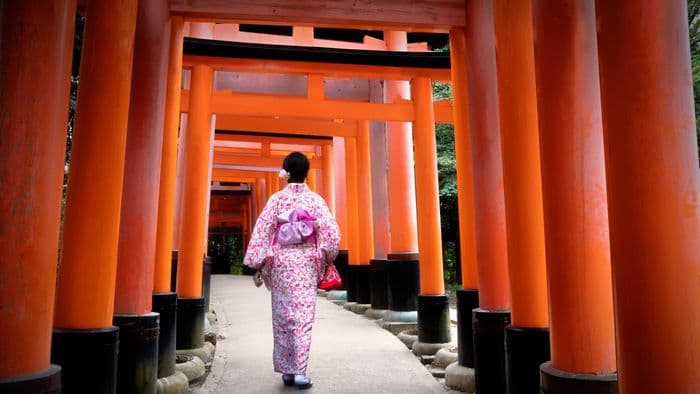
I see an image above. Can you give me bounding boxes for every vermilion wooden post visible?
[532,2,618,393]
[113,1,170,391]
[343,136,361,305]
[445,28,481,387]
[596,1,700,392]
[322,144,336,213]
[492,2,551,392]
[384,31,419,255]
[411,77,452,353]
[383,31,421,326]
[52,0,137,392]
[308,168,318,193]
[459,1,512,392]
[356,120,375,265]
[152,15,185,382]
[176,64,214,351]
[333,137,349,250]
[448,29,479,291]
[353,120,375,309]
[0,2,75,391]
[154,16,184,295]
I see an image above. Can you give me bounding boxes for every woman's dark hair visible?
[282,152,310,183]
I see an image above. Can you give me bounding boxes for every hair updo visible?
[282,152,310,183]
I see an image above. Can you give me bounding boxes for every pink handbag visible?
[319,264,343,290]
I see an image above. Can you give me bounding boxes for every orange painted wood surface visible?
[448,29,478,290]
[356,121,375,264]
[115,0,171,315]
[412,77,445,295]
[181,89,453,123]
[177,65,214,298]
[0,0,76,376]
[344,137,361,265]
[493,0,549,328]
[154,17,185,294]
[596,1,700,392]
[463,0,510,311]
[170,0,465,31]
[55,0,138,328]
[322,144,336,213]
[532,0,616,374]
[183,55,452,82]
[385,32,419,254]
[333,138,349,250]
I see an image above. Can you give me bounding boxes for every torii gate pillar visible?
[0,2,75,392]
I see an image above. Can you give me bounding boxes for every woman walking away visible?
[243,152,341,389]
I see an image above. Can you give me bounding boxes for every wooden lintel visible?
[170,0,465,31]
[214,152,323,169]
[216,132,334,146]
[182,90,454,124]
[182,55,452,81]
[215,114,355,137]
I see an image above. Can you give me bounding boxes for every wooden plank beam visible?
[182,55,452,81]
[170,0,465,31]
[216,132,333,146]
[213,152,323,168]
[215,114,356,137]
[182,90,454,123]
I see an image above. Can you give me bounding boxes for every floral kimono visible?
[243,183,340,374]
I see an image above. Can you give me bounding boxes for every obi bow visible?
[275,208,317,246]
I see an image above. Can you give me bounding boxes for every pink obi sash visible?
[275,208,317,246]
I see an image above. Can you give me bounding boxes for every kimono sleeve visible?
[243,193,278,270]
[312,195,341,265]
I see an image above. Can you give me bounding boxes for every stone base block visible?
[426,365,446,378]
[176,343,214,365]
[327,290,347,301]
[397,329,418,349]
[156,371,189,394]
[350,303,371,315]
[445,362,476,393]
[380,320,418,336]
[434,346,459,368]
[412,340,453,356]
[383,310,418,323]
[343,302,357,311]
[317,289,329,297]
[364,308,387,320]
[540,361,618,394]
[175,355,205,383]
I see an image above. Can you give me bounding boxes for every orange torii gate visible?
[1,2,698,394]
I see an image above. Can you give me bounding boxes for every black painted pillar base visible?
[202,256,212,312]
[176,297,205,349]
[0,365,62,394]
[456,288,479,367]
[345,265,358,303]
[355,265,371,305]
[113,312,159,394]
[386,253,420,313]
[505,326,551,394]
[540,361,618,394]
[153,292,177,378]
[51,326,119,393]
[369,259,389,310]
[417,294,451,343]
[335,250,349,290]
[473,309,511,394]
[170,250,178,292]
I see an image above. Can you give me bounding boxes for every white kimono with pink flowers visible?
[243,183,340,374]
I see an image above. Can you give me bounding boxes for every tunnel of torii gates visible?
[1,1,699,394]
